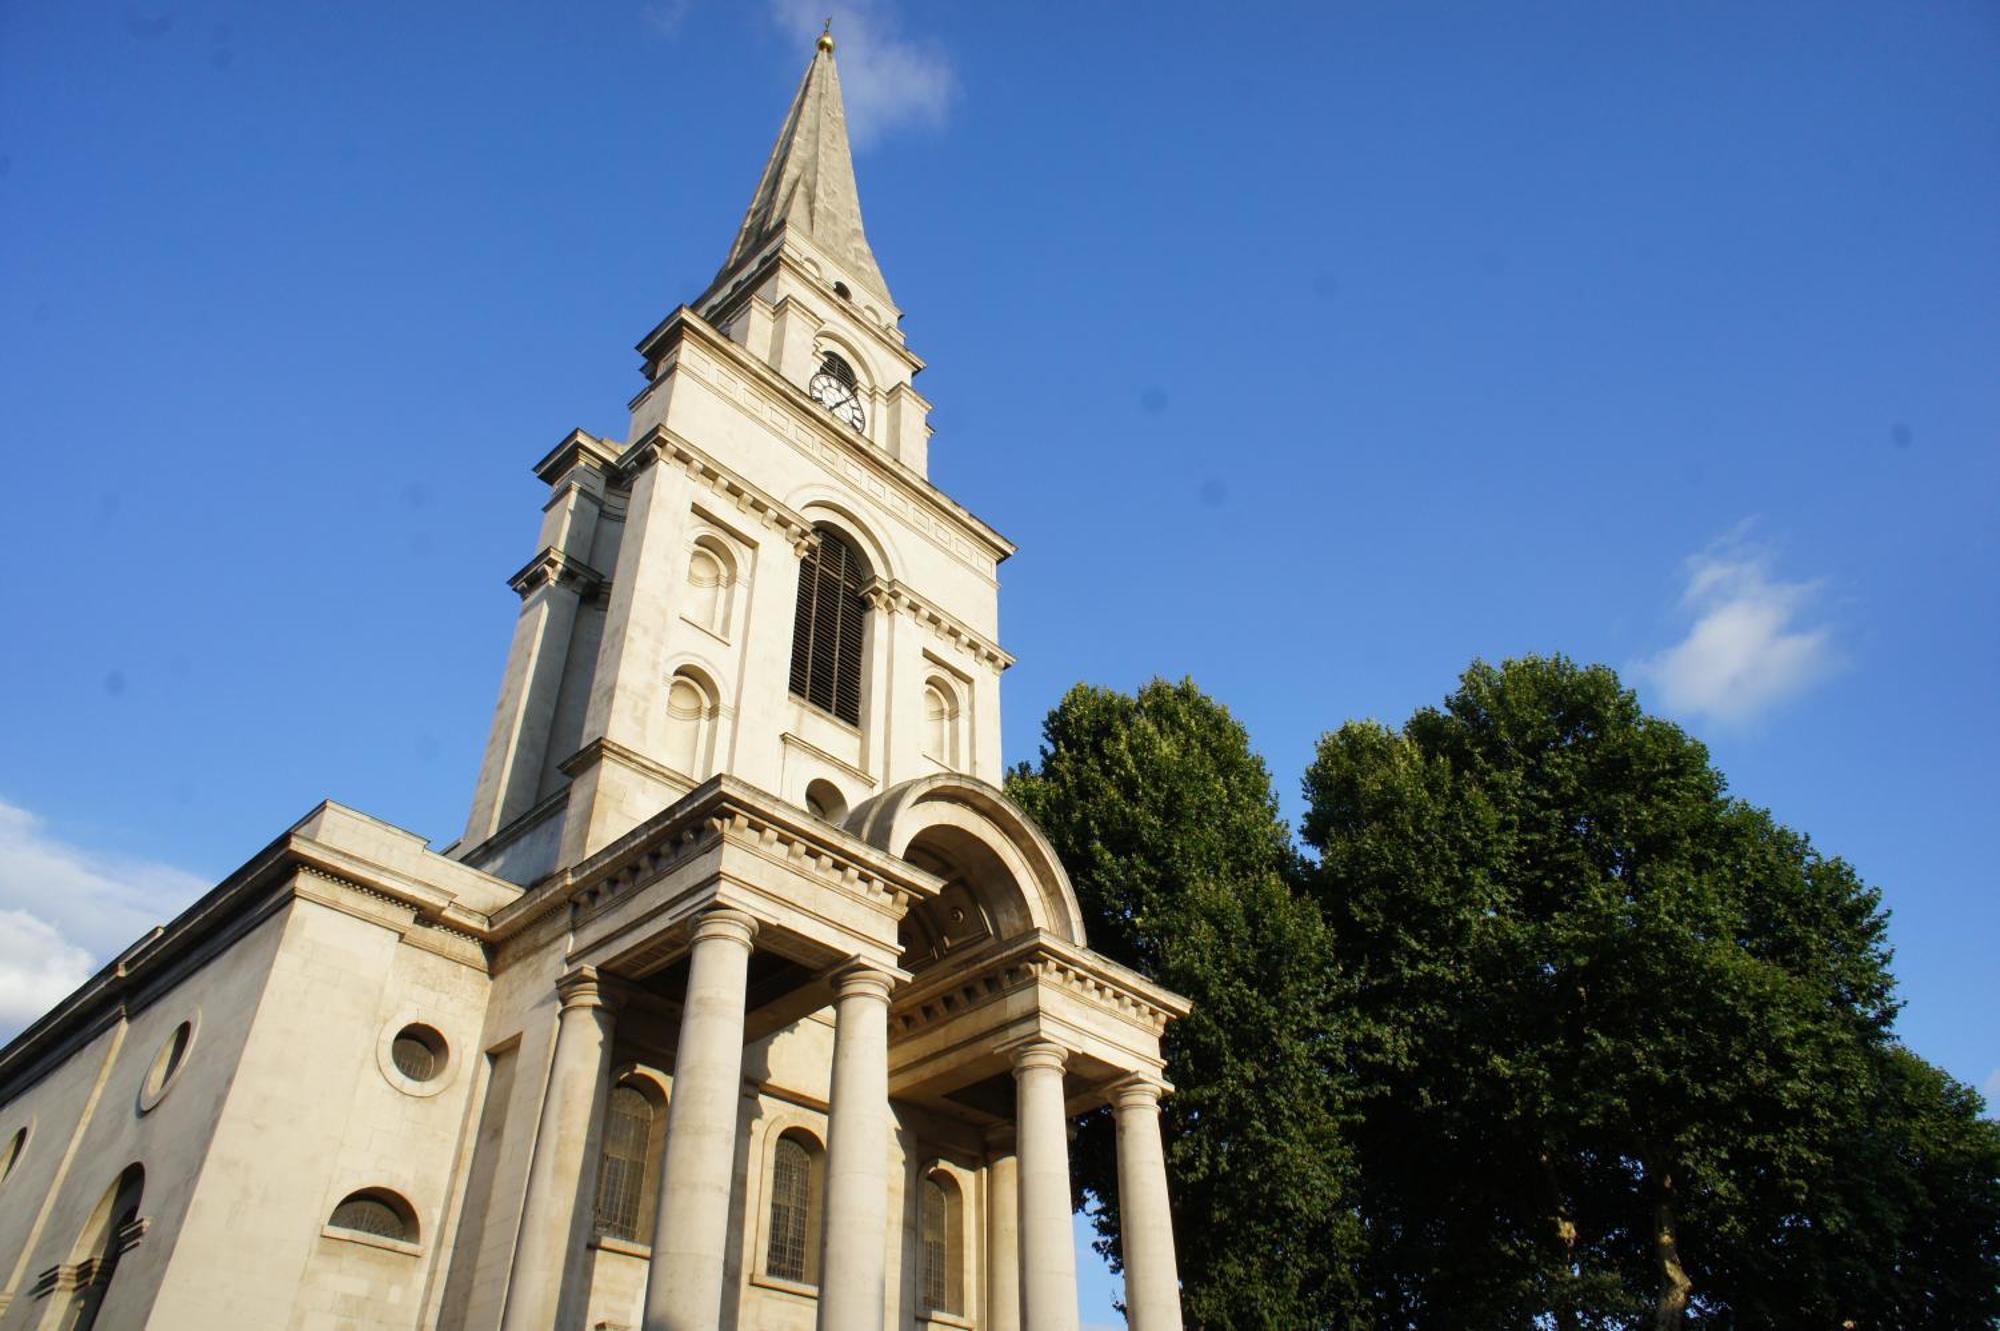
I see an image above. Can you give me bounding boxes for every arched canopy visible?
[848,775,1086,955]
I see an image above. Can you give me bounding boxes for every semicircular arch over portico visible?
[847,775,1087,962]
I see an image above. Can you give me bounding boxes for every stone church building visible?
[0,34,1188,1331]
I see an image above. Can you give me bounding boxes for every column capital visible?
[1008,1039,1069,1079]
[556,965,616,1012]
[830,961,897,1002]
[1107,1074,1168,1111]
[689,906,759,950]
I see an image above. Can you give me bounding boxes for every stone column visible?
[643,909,758,1331]
[983,1131,1021,1331]
[1011,1041,1079,1331]
[499,967,615,1331]
[815,964,895,1331]
[1111,1078,1182,1331]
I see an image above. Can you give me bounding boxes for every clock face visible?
[808,370,866,431]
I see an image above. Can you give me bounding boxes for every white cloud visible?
[767,0,955,146]
[0,911,96,1031]
[1984,1068,2000,1116]
[0,799,209,1038]
[1637,536,1837,725]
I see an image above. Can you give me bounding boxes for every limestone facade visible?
[0,33,1189,1331]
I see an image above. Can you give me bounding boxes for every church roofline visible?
[0,802,518,1102]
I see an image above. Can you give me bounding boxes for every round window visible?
[139,1017,197,1112]
[0,1125,26,1187]
[391,1025,446,1083]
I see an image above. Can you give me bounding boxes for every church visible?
[0,32,1188,1331]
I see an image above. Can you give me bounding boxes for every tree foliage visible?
[1300,656,2000,1329]
[1008,679,1365,1329]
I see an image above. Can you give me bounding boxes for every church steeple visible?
[716,29,892,306]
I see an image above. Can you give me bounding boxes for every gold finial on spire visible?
[818,18,834,53]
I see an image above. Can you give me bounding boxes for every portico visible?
[487,775,1186,1330]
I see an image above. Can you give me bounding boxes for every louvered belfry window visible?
[789,529,868,725]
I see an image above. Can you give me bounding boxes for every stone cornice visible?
[0,809,512,1097]
[636,312,1015,572]
[891,930,1191,1041]
[490,774,945,943]
[533,428,623,484]
[865,577,1014,672]
[620,425,815,553]
[507,546,608,599]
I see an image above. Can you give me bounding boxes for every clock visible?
[808,353,866,431]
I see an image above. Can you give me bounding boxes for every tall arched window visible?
[919,1171,964,1315]
[592,1083,659,1243]
[764,1131,822,1284]
[65,1163,146,1331]
[789,529,868,725]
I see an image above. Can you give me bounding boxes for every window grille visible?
[593,1086,653,1242]
[920,1176,951,1310]
[391,1034,436,1082]
[916,1175,964,1303]
[329,1194,408,1242]
[788,530,867,725]
[766,1137,812,1282]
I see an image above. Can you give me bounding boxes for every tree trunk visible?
[1650,1170,1693,1330]
[1539,1151,1580,1331]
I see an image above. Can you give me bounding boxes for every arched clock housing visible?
[807,350,866,431]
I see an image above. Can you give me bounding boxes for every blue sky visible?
[3,2,1996,1321]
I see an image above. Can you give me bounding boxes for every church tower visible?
[460,29,1013,886]
[0,34,1189,1331]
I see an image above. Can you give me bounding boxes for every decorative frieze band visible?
[669,331,1010,579]
[863,578,1014,672]
[892,939,1178,1038]
[621,425,816,551]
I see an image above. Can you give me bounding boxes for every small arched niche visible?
[664,669,719,779]
[921,677,960,769]
[684,535,736,638]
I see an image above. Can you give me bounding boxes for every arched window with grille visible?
[789,529,868,725]
[919,1170,964,1315]
[592,1082,663,1244]
[763,1130,823,1285]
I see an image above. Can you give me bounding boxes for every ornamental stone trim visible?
[620,425,816,551]
[507,547,607,600]
[863,578,1014,672]
[667,326,1009,579]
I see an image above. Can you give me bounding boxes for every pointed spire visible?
[717,31,892,304]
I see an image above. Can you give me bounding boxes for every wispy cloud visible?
[767,0,955,146]
[1636,533,1837,725]
[1983,1069,1999,1117]
[0,799,208,1035]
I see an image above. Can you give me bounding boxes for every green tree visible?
[1009,679,1365,1329]
[1301,655,2000,1329]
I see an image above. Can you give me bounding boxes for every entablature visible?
[619,424,815,553]
[630,312,1014,576]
